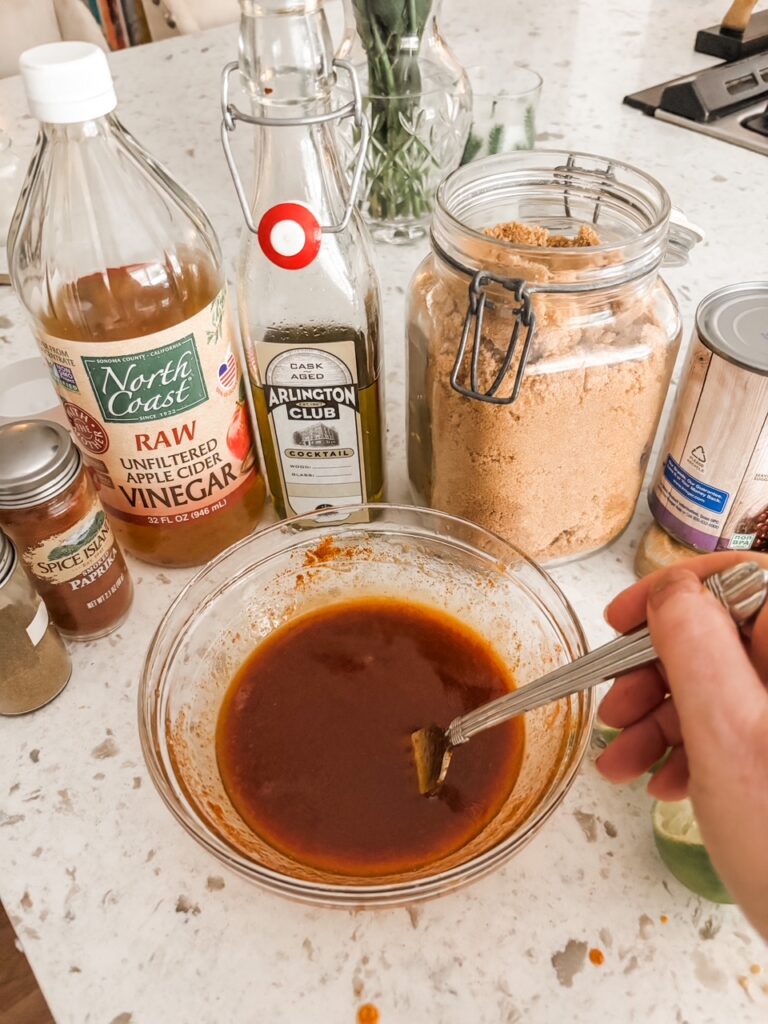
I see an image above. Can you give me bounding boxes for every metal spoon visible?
[411,561,768,797]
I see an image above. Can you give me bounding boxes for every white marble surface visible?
[1,2,767,1022]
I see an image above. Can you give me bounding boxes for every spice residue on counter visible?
[357,1005,380,1024]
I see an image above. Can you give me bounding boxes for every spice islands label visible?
[38,289,257,527]
[22,499,118,587]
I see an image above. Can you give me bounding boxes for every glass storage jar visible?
[335,0,472,243]
[0,530,71,715]
[407,151,693,562]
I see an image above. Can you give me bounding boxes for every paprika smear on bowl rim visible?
[216,597,525,876]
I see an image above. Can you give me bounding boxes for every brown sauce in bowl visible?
[216,597,525,876]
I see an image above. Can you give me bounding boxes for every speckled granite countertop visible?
[1,2,766,1021]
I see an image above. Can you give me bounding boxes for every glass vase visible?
[336,0,471,244]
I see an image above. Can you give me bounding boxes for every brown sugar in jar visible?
[0,420,132,639]
[406,152,689,562]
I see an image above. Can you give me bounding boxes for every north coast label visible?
[39,290,256,528]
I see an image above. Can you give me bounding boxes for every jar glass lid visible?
[0,420,81,509]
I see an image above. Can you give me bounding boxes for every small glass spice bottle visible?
[0,421,133,639]
[0,530,71,715]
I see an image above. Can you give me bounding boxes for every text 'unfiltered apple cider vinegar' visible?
[221,0,385,521]
[10,43,265,567]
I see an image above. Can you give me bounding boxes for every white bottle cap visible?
[19,42,117,124]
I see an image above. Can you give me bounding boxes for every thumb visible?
[646,568,766,775]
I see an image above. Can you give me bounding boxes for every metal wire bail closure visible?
[554,153,616,225]
[450,271,537,405]
[220,57,369,237]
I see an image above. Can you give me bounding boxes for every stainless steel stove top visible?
[625,52,768,156]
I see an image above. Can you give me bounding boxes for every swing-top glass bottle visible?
[222,0,385,521]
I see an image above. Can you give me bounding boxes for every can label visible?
[253,341,367,518]
[38,289,257,528]
[650,334,768,551]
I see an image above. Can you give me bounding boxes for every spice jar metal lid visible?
[0,420,81,509]
[696,282,768,375]
[0,529,15,586]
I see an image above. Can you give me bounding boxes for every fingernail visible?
[648,568,703,611]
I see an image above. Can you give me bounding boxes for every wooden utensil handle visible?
[722,0,758,34]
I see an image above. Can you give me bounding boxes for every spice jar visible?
[0,421,133,639]
[407,151,698,562]
[0,530,71,715]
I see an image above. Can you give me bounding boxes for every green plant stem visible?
[367,14,397,96]
[407,0,418,35]
[354,0,438,224]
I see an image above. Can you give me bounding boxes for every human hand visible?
[596,552,768,940]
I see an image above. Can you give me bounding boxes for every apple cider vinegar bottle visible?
[10,42,265,567]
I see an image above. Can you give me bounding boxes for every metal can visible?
[649,282,768,552]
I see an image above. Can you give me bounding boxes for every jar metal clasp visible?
[451,271,537,406]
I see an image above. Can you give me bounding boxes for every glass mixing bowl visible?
[139,504,594,907]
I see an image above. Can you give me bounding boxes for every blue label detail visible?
[663,455,729,514]
[52,363,78,392]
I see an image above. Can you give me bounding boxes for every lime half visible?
[592,717,668,774]
[652,799,733,904]
[591,717,621,751]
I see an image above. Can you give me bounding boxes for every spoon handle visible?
[447,561,768,747]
